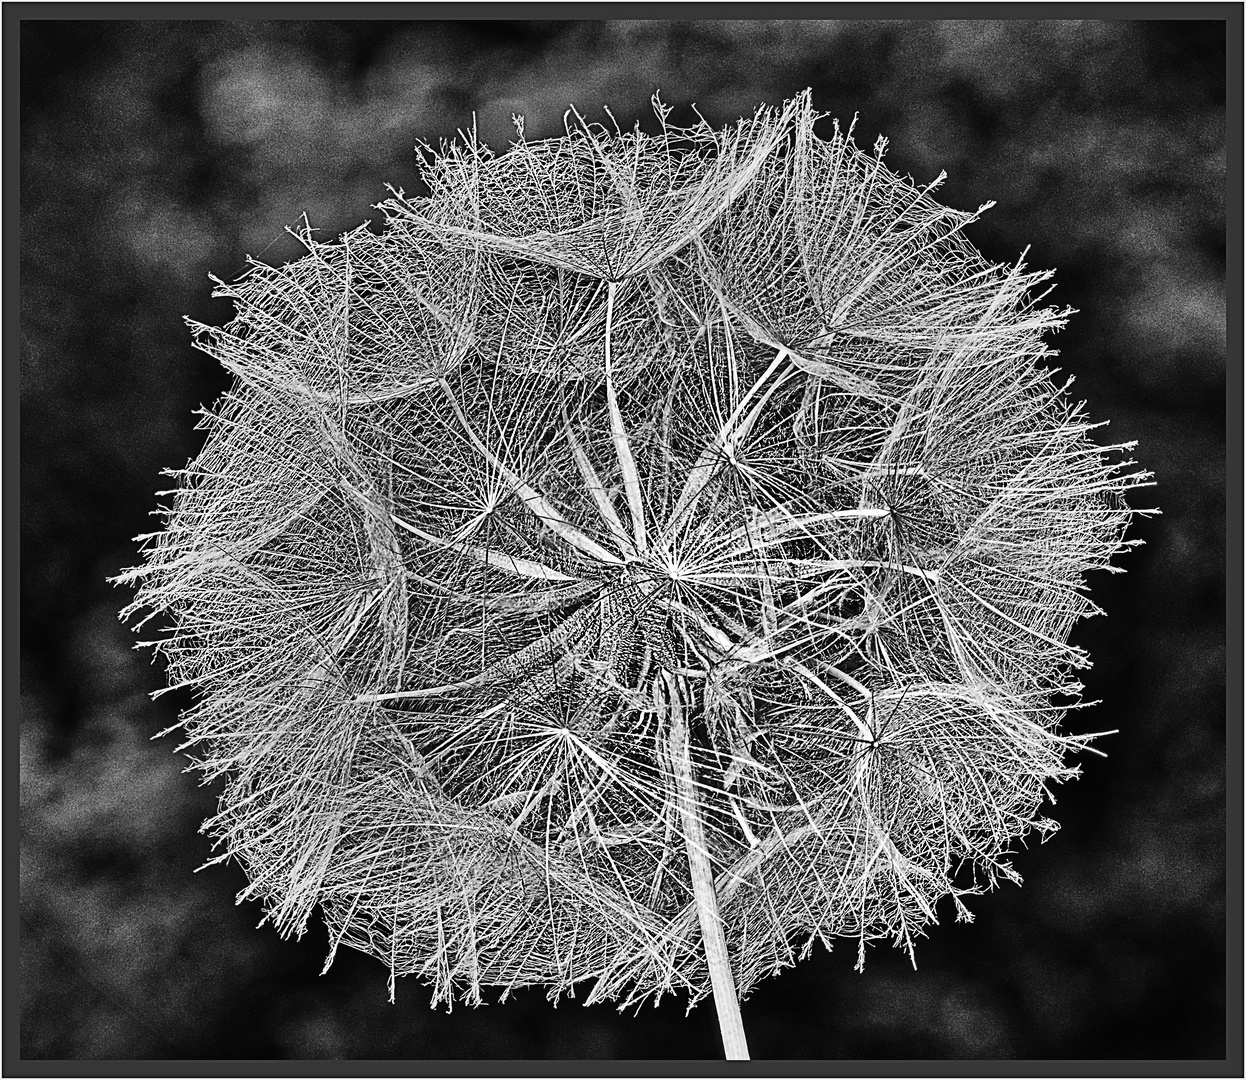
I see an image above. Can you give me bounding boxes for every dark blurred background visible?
[19,18,1227,1062]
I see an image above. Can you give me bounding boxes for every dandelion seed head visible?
[117,91,1152,1014]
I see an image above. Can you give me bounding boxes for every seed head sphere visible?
[120,93,1150,1013]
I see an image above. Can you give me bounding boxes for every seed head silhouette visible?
[117,92,1152,1059]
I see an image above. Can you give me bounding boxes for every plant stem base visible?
[664,672,750,1061]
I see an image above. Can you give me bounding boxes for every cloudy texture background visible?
[20,19,1227,1061]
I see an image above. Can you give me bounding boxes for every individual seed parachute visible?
[117,91,1151,1043]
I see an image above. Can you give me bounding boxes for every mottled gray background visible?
[20,19,1226,1061]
